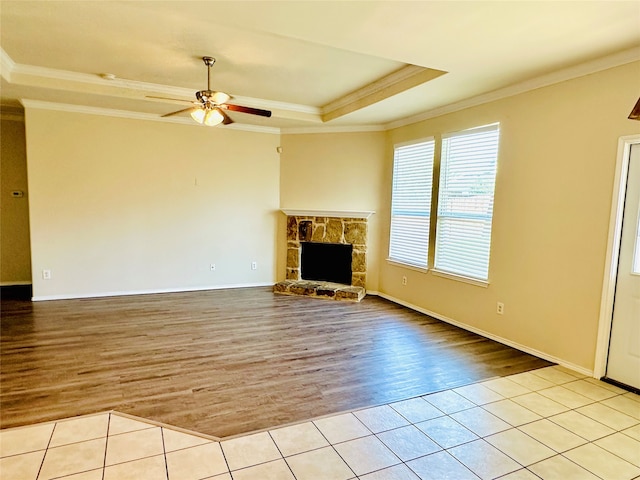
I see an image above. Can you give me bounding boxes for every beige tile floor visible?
[1,365,639,480]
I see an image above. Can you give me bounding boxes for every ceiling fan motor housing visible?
[196,90,231,106]
[196,90,214,104]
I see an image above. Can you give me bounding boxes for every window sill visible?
[431,269,489,288]
[386,258,429,274]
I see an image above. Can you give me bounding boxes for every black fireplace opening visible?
[301,242,353,285]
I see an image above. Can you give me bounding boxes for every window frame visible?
[387,123,500,287]
[387,137,436,270]
[433,123,500,284]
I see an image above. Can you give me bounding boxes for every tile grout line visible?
[34,420,57,480]
[384,397,454,476]
[474,380,639,480]
[482,384,638,478]
[266,429,298,480]
[160,427,169,480]
[327,405,478,479]
[562,439,638,479]
[346,388,519,478]
[486,382,637,477]
[531,443,602,479]
[357,371,638,480]
[218,435,233,479]
[312,413,365,479]
[101,412,111,480]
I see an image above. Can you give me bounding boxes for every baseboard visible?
[373,291,593,377]
[31,282,274,301]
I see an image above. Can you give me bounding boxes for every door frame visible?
[594,133,640,379]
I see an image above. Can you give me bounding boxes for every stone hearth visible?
[274,280,365,302]
[274,210,373,302]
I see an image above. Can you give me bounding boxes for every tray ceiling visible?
[1,1,639,131]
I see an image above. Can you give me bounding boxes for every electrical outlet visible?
[42,269,52,280]
[402,276,407,286]
[210,264,216,271]
[251,261,257,270]
[497,302,504,315]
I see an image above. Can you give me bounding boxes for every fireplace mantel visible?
[280,209,375,219]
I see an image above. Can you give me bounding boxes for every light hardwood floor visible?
[0,287,550,438]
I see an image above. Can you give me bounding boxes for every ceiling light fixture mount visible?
[149,56,271,126]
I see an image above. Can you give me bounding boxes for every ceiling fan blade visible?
[161,107,198,118]
[225,104,272,118]
[146,95,193,104]
[218,108,234,125]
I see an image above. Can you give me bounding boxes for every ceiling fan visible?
[149,56,271,126]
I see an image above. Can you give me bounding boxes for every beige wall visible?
[25,110,280,299]
[14,61,640,370]
[1,118,32,284]
[279,131,387,291]
[380,61,640,371]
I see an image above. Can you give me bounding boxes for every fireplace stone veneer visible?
[274,212,372,301]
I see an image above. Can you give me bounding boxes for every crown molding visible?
[386,46,640,130]
[14,63,315,113]
[14,63,196,98]
[20,99,281,134]
[0,48,16,82]
[7,46,639,134]
[321,65,446,122]
[3,48,319,119]
[281,124,385,135]
[322,65,425,113]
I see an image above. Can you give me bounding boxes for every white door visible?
[607,143,640,389]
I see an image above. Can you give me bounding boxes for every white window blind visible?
[389,139,435,268]
[435,123,500,281]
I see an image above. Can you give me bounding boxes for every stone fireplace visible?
[274,209,374,301]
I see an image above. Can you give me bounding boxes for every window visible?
[388,139,435,268]
[388,123,500,284]
[435,123,500,281]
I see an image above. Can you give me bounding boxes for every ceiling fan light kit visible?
[191,107,224,126]
[152,56,272,127]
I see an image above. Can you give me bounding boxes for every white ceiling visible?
[1,1,639,132]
